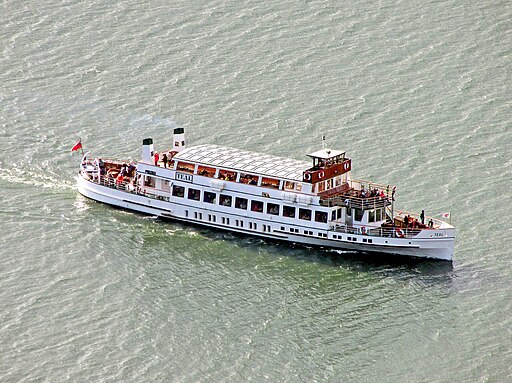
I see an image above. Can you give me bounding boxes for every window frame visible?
[235,197,248,210]
[315,211,328,223]
[251,200,264,213]
[172,185,185,197]
[299,208,312,221]
[203,191,217,204]
[266,202,280,215]
[187,188,200,201]
[283,205,296,218]
[219,194,232,207]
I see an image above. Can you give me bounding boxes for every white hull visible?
[77,175,455,261]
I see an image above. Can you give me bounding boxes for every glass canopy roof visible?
[174,144,310,181]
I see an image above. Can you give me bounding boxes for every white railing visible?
[81,171,168,201]
[331,224,422,239]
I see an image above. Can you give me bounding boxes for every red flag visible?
[71,140,82,152]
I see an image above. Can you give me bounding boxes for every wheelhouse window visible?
[219,194,232,207]
[197,165,216,178]
[172,185,185,197]
[204,191,216,204]
[354,208,364,222]
[188,188,200,201]
[267,203,280,215]
[176,161,195,173]
[261,177,280,189]
[235,197,248,209]
[218,169,237,181]
[369,209,375,222]
[315,211,328,223]
[375,208,381,222]
[299,208,311,221]
[251,200,264,213]
[283,205,296,218]
[240,173,258,185]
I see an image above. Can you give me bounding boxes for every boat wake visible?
[0,160,75,192]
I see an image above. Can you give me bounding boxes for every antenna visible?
[322,134,326,150]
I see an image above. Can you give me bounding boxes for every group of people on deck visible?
[360,186,386,199]
[403,210,434,229]
[86,158,136,186]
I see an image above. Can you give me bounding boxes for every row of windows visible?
[346,208,386,223]
[172,185,329,223]
[332,234,373,243]
[186,209,268,233]
[176,162,302,191]
[187,208,375,243]
[283,227,328,238]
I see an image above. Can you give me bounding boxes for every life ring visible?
[343,162,349,171]
[304,172,311,181]
[396,229,405,238]
[318,171,325,178]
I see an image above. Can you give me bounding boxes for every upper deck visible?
[174,144,310,182]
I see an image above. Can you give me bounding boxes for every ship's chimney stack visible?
[173,128,186,152]
[142,138,154,164]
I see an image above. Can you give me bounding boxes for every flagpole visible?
[79,137,84,156]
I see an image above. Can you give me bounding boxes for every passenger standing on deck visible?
[420,210,425,225]
[154,152,159,166]
[162,153,168,168]
[128,162,136,177]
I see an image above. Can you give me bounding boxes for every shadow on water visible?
[153,216,455,282]
[83,197,455,285]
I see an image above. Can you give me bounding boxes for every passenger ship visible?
[76,128,455,261]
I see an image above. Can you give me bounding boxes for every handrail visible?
[80,171,441,238]
[331,224,423,239]
[81,171,169,200]
[391,208,447,226]
[349,178,395,191]
[321,192,391,210]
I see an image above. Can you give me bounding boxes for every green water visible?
[1,0,511,381]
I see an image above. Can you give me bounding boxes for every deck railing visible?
[319,178,394,210]
[390,208,447,227]
[320,193,391,210]
[331,224,422,239]
[81,171,168,201]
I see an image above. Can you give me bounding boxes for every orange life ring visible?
[343,162,349,171]
[396,229,405,238]
[318,170,325,178]
[304,172,311,181]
